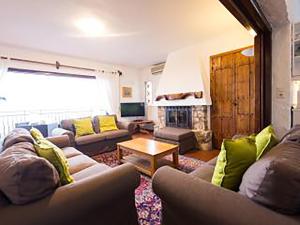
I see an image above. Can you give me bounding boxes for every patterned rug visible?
[92,150,204,225]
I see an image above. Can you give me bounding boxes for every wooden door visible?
[210,47,258,149]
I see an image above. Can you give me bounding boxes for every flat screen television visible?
[120,102,145,117]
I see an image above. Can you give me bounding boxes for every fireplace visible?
[165,106,192,129]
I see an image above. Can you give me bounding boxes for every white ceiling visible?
[0,0,247,67]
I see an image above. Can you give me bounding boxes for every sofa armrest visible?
[46,135,71,148]
[117,121,137,134]
[152,166,298,225]
[0,164,140,225]
[52,128,75,146]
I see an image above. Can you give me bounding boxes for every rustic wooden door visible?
[210,47,258,149]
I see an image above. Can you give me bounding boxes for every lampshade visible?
[241,48,254,57]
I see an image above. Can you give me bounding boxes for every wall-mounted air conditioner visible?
[151,62,165,75]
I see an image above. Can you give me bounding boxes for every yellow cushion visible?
[34,139,74,185]
[30,127,44,141]
[99,115,118,132]
[73,117,95,137]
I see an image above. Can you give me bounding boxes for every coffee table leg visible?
[173,148,179,168]
[117,145,123,164]
[150,157,158,176]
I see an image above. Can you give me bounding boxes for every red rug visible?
[92,150,204,225]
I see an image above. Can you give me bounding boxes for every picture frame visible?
[122,86,132,98]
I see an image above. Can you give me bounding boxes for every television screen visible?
[121,102,145,117]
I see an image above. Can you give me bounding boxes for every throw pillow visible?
[239,141,300,214]
[256,125,278,159]
[73,117,95,137]
[30,127,44,141]
[2,128,34,150]
[98,115,118,132]
[0,147,60,205]
[211,137,257,191]
[34,139,74,185]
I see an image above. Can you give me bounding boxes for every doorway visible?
[210,46,258,149]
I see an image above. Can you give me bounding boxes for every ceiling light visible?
[75,17,106,37]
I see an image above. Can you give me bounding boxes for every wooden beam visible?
[219,0,272,129]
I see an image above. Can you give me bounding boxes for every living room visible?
[0,1,300,225]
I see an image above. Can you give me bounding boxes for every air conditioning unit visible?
[151,62,165,75]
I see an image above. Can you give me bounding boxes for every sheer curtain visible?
[95,71,120,115]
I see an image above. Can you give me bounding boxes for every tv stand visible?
[133,119,144,122]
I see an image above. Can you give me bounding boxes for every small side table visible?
[132,120,155,134]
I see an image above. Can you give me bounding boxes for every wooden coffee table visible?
[117,138,179,176]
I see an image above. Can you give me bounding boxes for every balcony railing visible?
[0,108,106,139]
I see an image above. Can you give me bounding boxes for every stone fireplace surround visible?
[157,105,208,130]
[157,105,212,150]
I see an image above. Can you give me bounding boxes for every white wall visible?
[140,27,254,123]
[272,25,292,137]
[0,44,142,114]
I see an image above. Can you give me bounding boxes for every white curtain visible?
[95,71,120,115]
[0,58,9,98]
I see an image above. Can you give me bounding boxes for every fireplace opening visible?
[165,106,192,129]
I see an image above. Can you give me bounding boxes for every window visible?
[0,70,106,112]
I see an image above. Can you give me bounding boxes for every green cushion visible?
[34,139,73,185]
[211,137,257,191]
[30,128,44,141]
[255,125,278,160]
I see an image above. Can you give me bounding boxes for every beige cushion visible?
[102,129,130,140]
[75,133,107,145]
[72,164,111,181]
[0,148,60,205]
[62,147,82,158]
[68,155,97,174]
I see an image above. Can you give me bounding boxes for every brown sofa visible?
[152,127,300,225]
[0,133,140,225]
[53,115,136,156]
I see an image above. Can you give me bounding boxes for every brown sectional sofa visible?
[53,115,136,156]
[153,127,300,225]
[0,133,140,225]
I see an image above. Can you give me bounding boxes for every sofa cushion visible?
[0,148,60,205]
[67,155,97,174]
[102,129,130,140]
[190,164,215,182]
[154,127,194,141]
[255,125,278,159]
[30,127,44,141]
[98,115,118,132]
[211,137,257,191]
[93,115,118,133]
[75,133,107,145]
[34,139,74,185]
[73,117,95,137]
[239,141,300,214]
[72,164,111,181]
[62,147,82,158]
[2,128,34,150]
[3,142,36,156]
